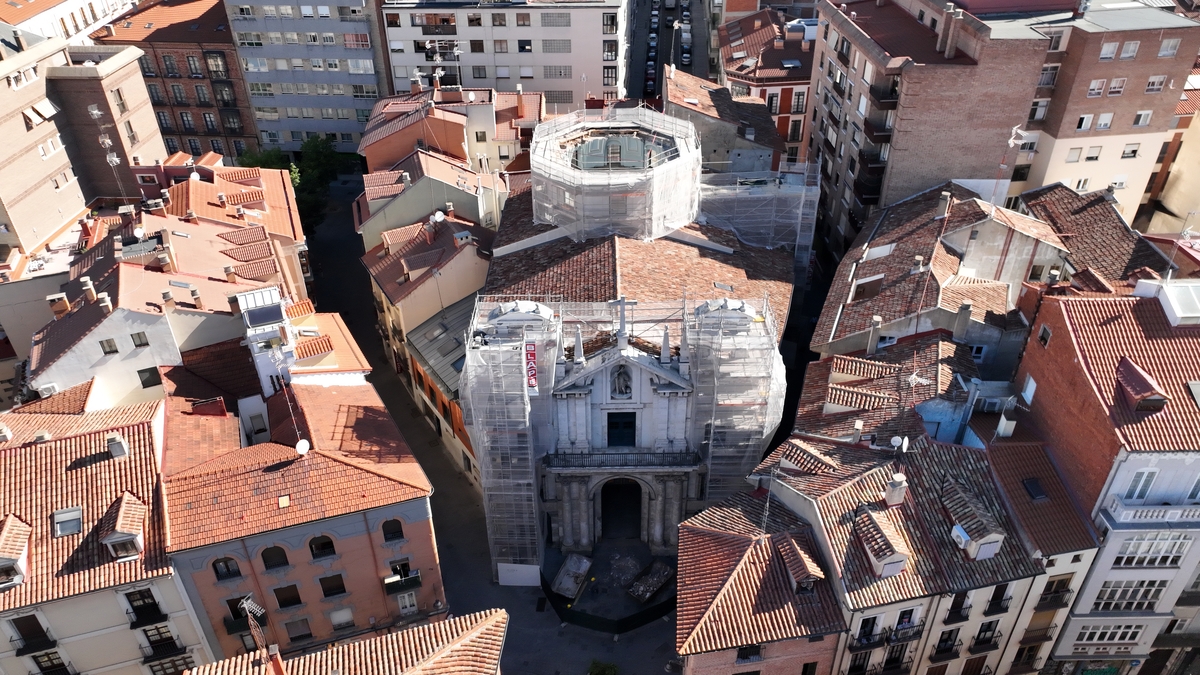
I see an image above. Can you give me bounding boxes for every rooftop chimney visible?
[13,30,27,52]
[996,413,1016,438]
[113,235,124,260]
[157,252,174,273]
[162,290,175,309]
[0,425,9,442]
[911,255,924,274]
[952,300,973,341]
[745,126,756,141]
[160,188,170,204]
[410,78,422,95]
[104,24,115,36]
[217,192,226,205]
[937,3,954,52]
[97,292,113,314]
[185,209,197,221]
[224,265,237,283]
[754,17,763,29]
[267,644,287,675]
[516,83,526,120]
[774,38,785,49]
[46,293,70,319]
[866,315,883,356]
[81,276,97,303]
[944,9,963,60]
[190,288,204,310]
[445,201,455,219]
[425,215,438,244]
[851,419,864,444]
[883,473,908,507]
[401,171,412,188]
[228,294,240,315]
[935,191,952,219]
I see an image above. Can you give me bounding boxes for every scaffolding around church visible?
[461,294,786,578]
[698,164,820,268]
[529,107,702,242]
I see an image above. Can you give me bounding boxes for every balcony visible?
[11,628,56,656]
[822,135,836,155]
[150,97,165,105]
[1153,633,1200,649]
[141,639,188,663]
[983,597,1012,616]
[1021,625,1056,644]
[858,148,887,173]
[35,667,77,675]
[222,611,266,635]
[127,606,169,629]
[853,174,882,206]
[969,631,1003,654]
[929,640,962,663]
[542,452,702,469]
[1178,591,1200,606]
[1035,589,1072,611]
[196,100,214,107]
[1106,495,1200,524]
[421,25,456,35]
[868,84,899,111]
[209,70,230,79]
[944,605,971,625]
[159,125,175,133]
[339,13,369,20]
[217,99,237,108]
[863,119,893,144]
[870,660,913,675]
[889,621,925,644]
[1010,657,1042,675]
[384,570,422,594]
[832,78,846,99]
[173,98,189,106]
[849,630,888,652]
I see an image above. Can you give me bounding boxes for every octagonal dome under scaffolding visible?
[530,107,702,242]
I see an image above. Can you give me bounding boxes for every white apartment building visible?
[0,0,134,45]
[378,0,630,110]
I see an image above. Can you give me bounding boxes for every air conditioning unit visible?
[981,398,1003,413]
[37,383,59,397]
[951,524,971,549]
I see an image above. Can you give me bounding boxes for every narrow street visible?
[306,178,679,675]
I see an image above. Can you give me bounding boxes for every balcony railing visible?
[223,611,266,635]
[1153,633,1200,649]
[929,640,962,663]
[831,78,846,99]
[1035,589,1072,611]
[863,119,893,144]
[217,99,237,108]
[141,639,188,663]
[849,630,888,652]
[1178,591,1200,607]
[11,628,56,656]
[969,631,1003,654]
[944,605,971,624]
[1011,657,1042,675]
[33,666,77,675]
[542,452,702,469]
[836,48,850,67]
[983,597,1012,616]
[127,605,169,629]
[868,84,899,110]
[889,621,925,644]
[1106,495,1200,524]
[822,135,836,155]
[869,659,914,675]
[209,70,230,79]
[858,147,887,172]
[853,174,882,205]
[384,570,422,594]
[1021,625,1056,644]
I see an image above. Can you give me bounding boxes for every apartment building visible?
[994,6,1200,220]
[1015,281,1200,675]
[808,0,1048,255]
[0,398,215,675]
[736,435,1090,675]
[0,0,133,45]
[227,0,389,154]
[93,0,258,158]
[1143,57,1200,234]
[716,9,812,168]
[359,85,543,173]
[663,67,784,172]
[378,0,630,110]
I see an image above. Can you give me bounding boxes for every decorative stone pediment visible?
[553,348,692,398]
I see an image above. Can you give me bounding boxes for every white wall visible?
[15,0,135,45]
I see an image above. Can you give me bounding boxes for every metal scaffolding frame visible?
[698,165,820,267]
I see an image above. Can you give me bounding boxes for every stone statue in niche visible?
[611,365,632,399]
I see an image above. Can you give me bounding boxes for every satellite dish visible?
[296,439,310,456]
[901,437,910,453]
[890,436,903,449]
[189,171,200,181]
[434,211,446,222]
[468,91,476,102]
[133,227,145,239]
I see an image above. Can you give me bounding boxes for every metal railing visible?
[384,570,422,594]
[868,84,899,110]
[10,627,56,656]
[929,640,962,663]
[141,638,188,663]
[870,659,914,675]
[542,452,701,469]
[969,631,1003,653]
[1035,589,1072,611]
[944,605,971,624]
[127,605,169,629]
[889,621,925,644]
[849,630,887,652]
[1011,657,1042,674]
[863,118,892,143]
[983,597,1012,616]
[223,611,266,635]
[1021,625,1056,644]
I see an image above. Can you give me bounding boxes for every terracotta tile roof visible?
[160,367,243,476]
[360,105,467,153]
[753,436,1044,610]
[294,335,334,360]
[0,401,170,611]
[12,380,94,414]
[485,182,794,332]
[794,332,977,440]
[363,213,495,305]
[939,276,1016,328]
[107,492,148,537]
[677,491,846,655]
[1177,89,1200,116]
[232,258,279,280]
[285,299,315,319]
[1054,295,1200,452]
[717,9,814,84]
[189,609,509,675]
[1070,268,1116,293]
[288,313,370,374]
[219,167,262,183]
[166,169,303,242]
[856,506,910,560]
[0,0,71,27]
[180,338,263,400]
[664,70,786,152]
[91,0,233,43]
[221,241,274,262]
[1021,184,1170,283]
[218,225,270,246]
[833,0,976,66]
[0,515,32,560]
[362,171,410,201]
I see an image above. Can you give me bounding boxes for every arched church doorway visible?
[601,478,641,540]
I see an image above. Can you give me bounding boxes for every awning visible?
[21,108,41,126]
[33,99,58,120]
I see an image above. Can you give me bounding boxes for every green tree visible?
[587,661,619,675]
[235,146,291,170]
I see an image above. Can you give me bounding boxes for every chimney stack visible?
[160,188,171,204]
[445,201,455,219]
[425,217,438,244]
[104,24,115,36]
[46,293,70,319]
[866,315,883,355]
[81,276,97,303]
[944,9,963,60]
[157,252,174,273]
[13,30,28,52]
[410,78,422,95]
[162,290,175,309]
[996,413,1016,438]
[217,192,226,205]
[224,265,237,283]
[745,126,756,141]
[190,288,204,310]
[774,38,785,49]
[185,209,197,221]
[516,83,526,120]
[1048,268,1061,284]
[97,292,113,314]
[401,171,411,188]
[911,255,924,274]
[953,300,973,341]
[113,235,124,260]
[935,191,952,219]
[883,473,908,506]
[267,644,287,675]
[936,3,955,52]
[851,419,864,444]
[228,294,240,315]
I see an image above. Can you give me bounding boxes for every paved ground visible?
[307,177,680,675]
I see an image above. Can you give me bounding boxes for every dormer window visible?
[1116,357,1169,414]
[852,275,884,302]
[942,479,1006,561]
[0,515,31,588]
[856,506,910,578]
[101,493,146,561]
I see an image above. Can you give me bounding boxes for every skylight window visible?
[245,304,284,327]
[1022,478,1048,502]
[53,507,83,537]
[863,243,896,262]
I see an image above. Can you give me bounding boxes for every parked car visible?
[652,0,660,8]
[646,61,656,74]
[647,47,658,61]
[648,33,658,47]
[650,16,659,31]
[681,10,690,22]
[681,50,691,65]
[651,9,659,17]
[645,81,657,95]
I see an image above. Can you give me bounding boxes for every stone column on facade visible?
[577,479,592,548]
[556,397,571,448]
[561,477,575,548]
[665,477,683,547]
[650,476,666,547]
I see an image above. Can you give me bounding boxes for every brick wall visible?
[684,633,839,675]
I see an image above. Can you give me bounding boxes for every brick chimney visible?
[952,300,973,341]
[410,77,422,95]
[224,265,237,283]
[190,288,204,310]
[97,292,113,314]
[228,294,240,315]
[162,290,175,309]
[267,645,287,675]
[13,30,28,52]
[424,216,438,244]
[445,201,455,219]
[46,293,70,319]
[944,9,964,60]
[517,84,525,120]
[935,191,952,219]
[81,276,97,303]
[866,315,883,356]
[104,24,115,36]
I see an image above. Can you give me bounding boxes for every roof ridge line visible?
[308,447,430,494]
[406,610,507,674]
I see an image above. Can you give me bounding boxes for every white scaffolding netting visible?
[698,165,820,255]
[529,107,702,242]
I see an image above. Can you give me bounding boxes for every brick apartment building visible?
[717,9,813,168]
[94,0,258,158]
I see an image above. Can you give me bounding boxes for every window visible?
[262,546,288,569]
[969,345,986,362]
[792,90,807,114]
[1044,28,1064,51]
[603,41,617,61]
[213,557,241,580]
[180,111,195,131]
[492,12,506,25]
[519,66,534,78]
[351,84,377,99]
[1114,532,1191,566]
[379,518,407,542]
[398,590,417,613]
[129,332,149,348]
[125,362,156,389]
[1160,38,1181,58]
[544,65,571,79]
[736,645,763,664]
[1077,625,1143,643]
[100,338,119,354]
[249,83,274,97]
[344,33,368,48]
[1075,178,1090,191]
[317,4,329,16]
[1120,41,1139,60]
[166,138,180,153]
[518,39,532,52]
[1038,64,1059,87]
[236,31,262,46]
[348,59,373,73]
[516,12,530,25]
[284,618,312,642]
[1029,99,1049,121]
[495,66,510,79]
[469,39,484,53]
[1146,76,1166,94]
[330,608,354,630]
[319,574,346,597]
[1035,324,1051,347]
[1125,469,1157,501]
[1077,114,1093,131]
[603,12,617,33]
[1109,78,1126,96]
[1085,146,1101,162]
[309,535,336,558]
[1097,113,1113,130]
[472,65,487,79]
[274,584,302,608]
[1088,79,1105,97]
[195,84,210,103]
[1066,147,1083,163]
[1134,110,1153,127]
[1013,165,1031,181]
[1022,374,1037,404]
[1100,42,1118,61]
[1122,143,1140,159]
[851,275,884,302]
